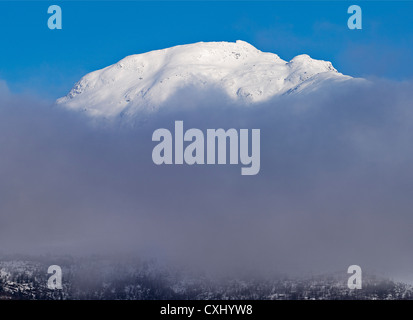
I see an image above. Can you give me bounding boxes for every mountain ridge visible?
[57,40,354,118]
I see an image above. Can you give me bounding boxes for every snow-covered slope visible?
[57,40,352,118]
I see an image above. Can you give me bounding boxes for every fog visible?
[1,78,413,280]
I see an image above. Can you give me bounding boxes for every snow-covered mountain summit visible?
[57,40,352,118]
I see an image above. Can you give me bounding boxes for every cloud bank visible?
[1,78,413,280]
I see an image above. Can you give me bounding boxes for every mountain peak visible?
[288,54,338,72]
[235,39,257,48]
[57,41,352,118]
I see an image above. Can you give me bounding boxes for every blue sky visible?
[0,1,412,98]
